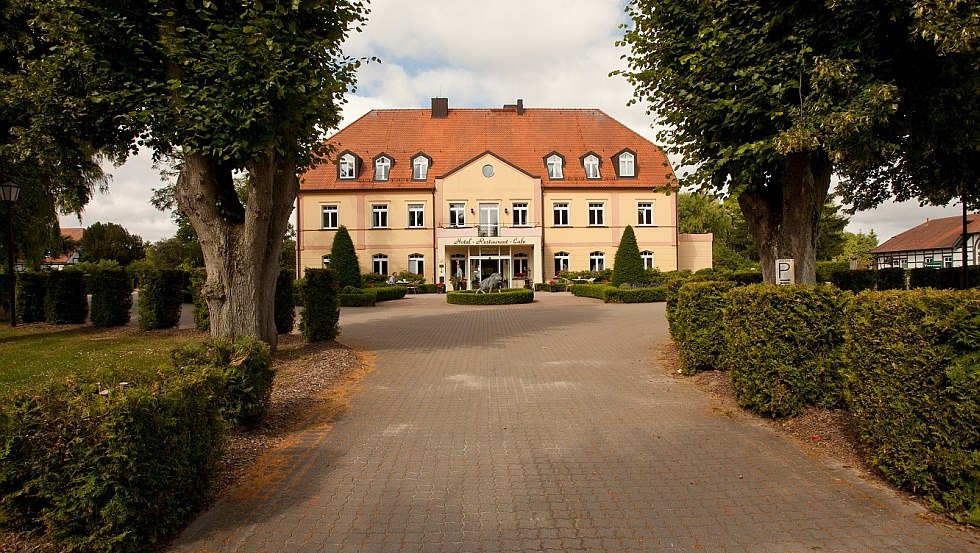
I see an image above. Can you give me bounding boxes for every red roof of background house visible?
[44,227,84,265]
[872,215,980,253]
[300,104,676,191]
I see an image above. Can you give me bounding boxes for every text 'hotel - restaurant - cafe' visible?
[296,98,712,289]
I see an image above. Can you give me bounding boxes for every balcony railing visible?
[478,224,499,237]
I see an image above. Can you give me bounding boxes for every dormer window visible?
[546,154,564,179]
[412,155,430,180]
[583,154,600,179]
[374,156,391,181]
[338,153,358,179]
[617,151,635,177]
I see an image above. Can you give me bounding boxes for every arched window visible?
[554,251,570,275]
[339,153,357,179]
[372,254,388,275]
[641,250,654,270]
[618,151,635,177]
[590,251,605,271]
[408,253,424,276]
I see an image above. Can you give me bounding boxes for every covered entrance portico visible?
[438,235,542,291]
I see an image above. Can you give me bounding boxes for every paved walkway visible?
[173,293,979,552]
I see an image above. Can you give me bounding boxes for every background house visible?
[872,214,979,269]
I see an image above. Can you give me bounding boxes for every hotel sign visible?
[452,237,528,246]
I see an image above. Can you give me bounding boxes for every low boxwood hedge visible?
[723,285,847,417]
[446,289,534,305]
[371,285,407,302]
[673,281,735,374]
[339,293,376,307]
[845,290,980,524]
[604,286,669,303]
[570,283,610,299]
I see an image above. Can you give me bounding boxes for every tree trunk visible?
[175,151,297,351]
[737,152,832,285]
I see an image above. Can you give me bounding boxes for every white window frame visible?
[588,202,605,226]
[638,202,654,226]
[512,202,529,227]
[449,202,466,227]
[641,250,654,270]
[322,255,331,267]
[372,204,389,228]
[412,156,429,180]
[553,202,570,227]
[375,156,391,181]
[408,253,424,275]
[372,254,388,275]
[339,153,357,179]
[554,251,570,275]
[618,152,635,177]
[583,155,600,179]
[321,204,338,229]
[513,253,529,279]
[546,155,564,179]
[408,204,424,228]
[590,251,605,272]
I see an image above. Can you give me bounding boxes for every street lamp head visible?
[0,181,19,203]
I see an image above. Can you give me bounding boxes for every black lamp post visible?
[1,181,20,327]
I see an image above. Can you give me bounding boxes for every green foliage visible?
[0,364,226,552]
[360,272,386,286]
[89,267,132,327]
[672,281,736,374]
[189,268,209,332]
[44,269,87,324]
[14,272,46,324]
[612,226,645,286]
[339,293,375,307]
[723,285,847,417]
[831,269,877,292]
[837,230,879,265]
[876,267,907,290]
[301,268,339,342]
[79,222,145,265]
[570,284,668,303]
[330,226,361,289]
[729,270,764,285]
[446,289,534,305]
[816,198,849,261]
[367,285,407,302]
[173,337,274,428]
[293,278,305,306]
[275,269,295,335]
[125,258,156,289]
[816,261,850,284]
[844,290,980,523]
[137,269,184,330]
[910,266,980,290]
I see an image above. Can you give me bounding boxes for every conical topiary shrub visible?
[330,225,361,289]
[612,225,645,287]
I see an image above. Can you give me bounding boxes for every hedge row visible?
[569,283,669,303]
[339,293,376,307]
[446,289,534,305]
[909,266,980,290]
[15,272,47,324]
[45,270,88,324]
[673,281,735,374]
[89,268,132,327]
[301,268,340,342]
[138,269,184,330]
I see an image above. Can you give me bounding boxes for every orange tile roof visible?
[300,106,676,191]
[43,227,83,265]
[873,214,980,253]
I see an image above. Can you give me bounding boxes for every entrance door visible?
[479,204,499,237]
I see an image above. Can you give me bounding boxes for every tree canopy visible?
[79,222,145,265]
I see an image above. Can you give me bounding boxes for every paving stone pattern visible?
[173,293,980,552]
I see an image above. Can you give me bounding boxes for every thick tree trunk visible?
[737,152,832,284]
[175,151,297,351]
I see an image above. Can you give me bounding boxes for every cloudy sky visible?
[60,0,963,244]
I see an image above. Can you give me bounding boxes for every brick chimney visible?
[502,99,525,115]
[431,97,448,118]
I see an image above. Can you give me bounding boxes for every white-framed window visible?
[554,251,569,275]
[618,152,635,177]
[588,202,605,226]
[339,153,357,179]
[583,154,600,179]
[409,253,424,275]
[553,202,569,226]
[408,204,424,228]
[375,156,391,181]
[449,202,466,227]
[546,154,564,179]
[372,204,388,228]
[322,255,330,267]
[512,202,529,227]
[412,155,429,180]
[321,205,338,229]
[641,250,654,270]
[590,251,605,271]
[513,253,529,279]
[944,256,953,268]
[638,202,654,226]
[372,254,388,275]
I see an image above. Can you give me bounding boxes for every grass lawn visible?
[0,324,206,398]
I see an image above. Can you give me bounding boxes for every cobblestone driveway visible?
[173,293,979,552]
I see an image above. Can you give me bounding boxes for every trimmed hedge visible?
[722,285,847,417]
[339,293,376,307]
[301,268,340,342]
[816,261,849,283]
[89,267,133,327]
[173,337,274,428]
[274,269,295,334]
[831,269,876,292]
[570,283,610,300]
[189,268,209,332]
[446,289,534,305]
[876,267,907,290]
[844,290,980,524]
[138,269,184,330]
[0,364,226,552]
[45,269,88,324]
[729,270,764,285]
[15,271,46,324]
[370,285,407,302]
[673,281,735,374]
[910,266,980,290]
[604,286,669,303]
